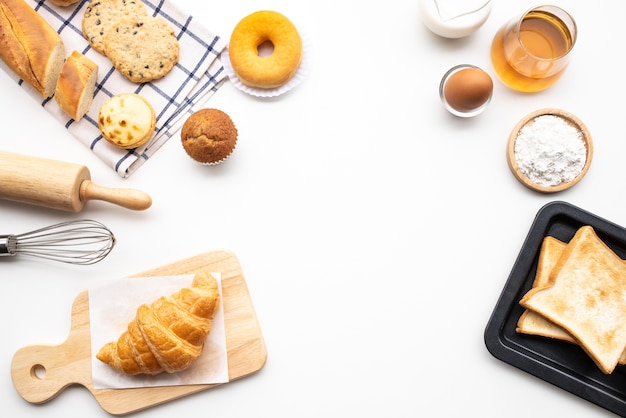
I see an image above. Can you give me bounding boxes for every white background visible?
[1,0,623,416]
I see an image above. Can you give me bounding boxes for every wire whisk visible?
[0,220,116,265]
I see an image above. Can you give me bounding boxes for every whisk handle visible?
[0,234,16,256]
[79,180,152,211]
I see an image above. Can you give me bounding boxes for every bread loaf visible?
[0,0,65,98]
[55,50,98,121]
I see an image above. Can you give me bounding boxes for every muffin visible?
[98,93,156,149]
[181,108,238,164]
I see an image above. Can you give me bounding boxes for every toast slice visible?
[516,236,576,343]
[521,226,626,374]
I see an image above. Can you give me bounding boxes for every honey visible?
[491,9,576,93]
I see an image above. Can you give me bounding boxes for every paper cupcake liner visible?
[182,136,238,166]
[199,141,237,166]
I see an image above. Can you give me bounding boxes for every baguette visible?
[55,50,98,121]
[0,0,65,98]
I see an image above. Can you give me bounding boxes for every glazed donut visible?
[228,11,303,89]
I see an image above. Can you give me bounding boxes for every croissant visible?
[96,271,221,375]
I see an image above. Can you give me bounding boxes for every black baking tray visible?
[484,201,626,417]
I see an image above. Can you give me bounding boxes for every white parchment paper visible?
[89,274,228,389]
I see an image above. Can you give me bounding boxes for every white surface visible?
[0,0,622,417]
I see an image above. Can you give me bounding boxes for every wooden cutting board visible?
[11,250,267,415]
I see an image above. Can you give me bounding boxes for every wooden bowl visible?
[506,108,593,193]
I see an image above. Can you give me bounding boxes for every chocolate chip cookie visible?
[104,15,179,83]
[82,0,147,55]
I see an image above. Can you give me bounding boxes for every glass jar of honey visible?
[490,5,577,93]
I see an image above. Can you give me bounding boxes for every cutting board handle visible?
[11,292,92,404]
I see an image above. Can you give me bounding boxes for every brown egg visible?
[442,67,493,114]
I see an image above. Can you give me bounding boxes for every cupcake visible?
[180,108,238,164]
[98,93,156,149]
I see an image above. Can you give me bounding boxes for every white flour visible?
[514,115,587,187]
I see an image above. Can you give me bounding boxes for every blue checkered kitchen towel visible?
[1,0,227,177]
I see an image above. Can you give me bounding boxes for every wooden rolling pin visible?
[0,151,152,212]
